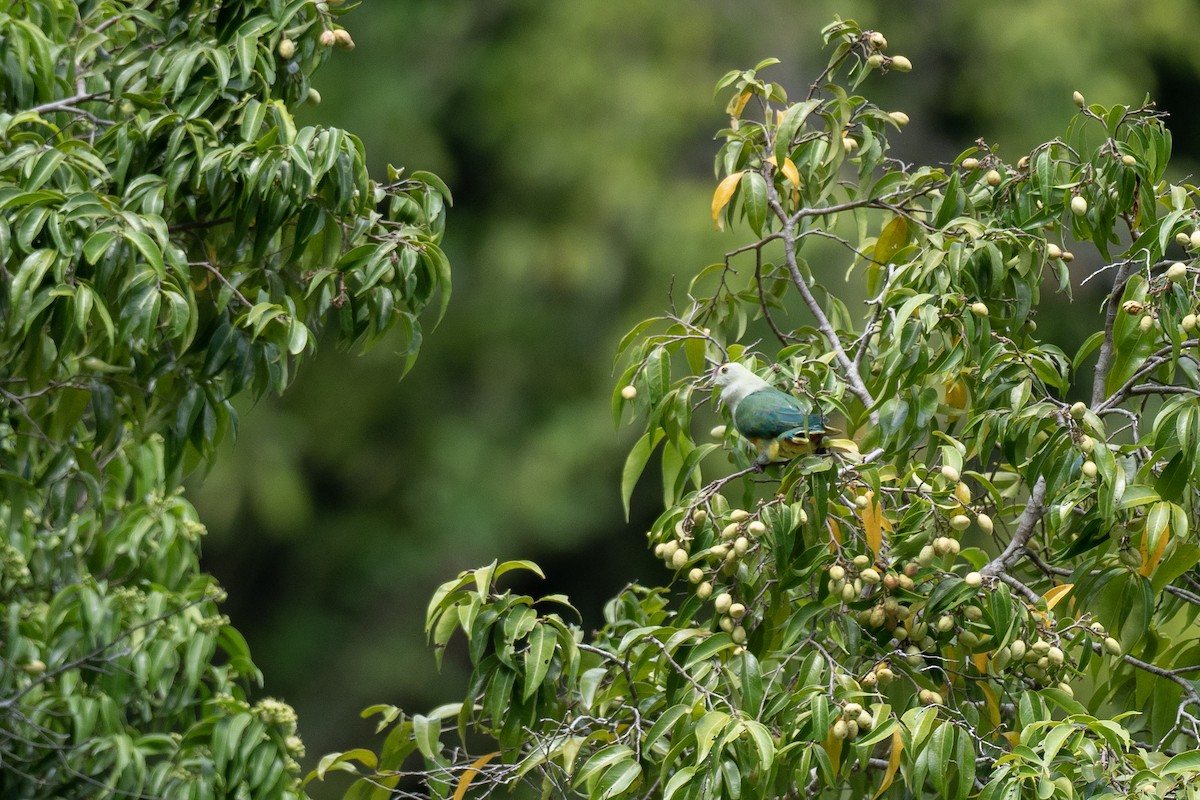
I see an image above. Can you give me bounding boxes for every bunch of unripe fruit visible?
[828,554,915,606]
[1118,259,1197,336]
[654,502,801,643]
[829,701,875,741]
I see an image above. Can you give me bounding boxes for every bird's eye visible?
[719,365,728,373]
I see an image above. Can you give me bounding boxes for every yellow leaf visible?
[780,156,801,188]
[874,214,910,265]
[862,490,882,558]
[1139,526,1169,577]
[1043,583,1074,611]
[980,682,1001,730]
[711,171,745,229]
[828,517,842,551]
[972,652,989,674]
[727,90,753,119]
[944,378,968,410]
[823,729,843,778]
[453,752,499,800]
[871,728,904,800]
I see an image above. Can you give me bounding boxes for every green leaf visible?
[82,230,117,265]
[1105,275,1153,396]
[743,171,768,236]
[1162,749,1200,775]
[621,429,665,520]
[579,667,607,709]
[1117,484,1159,510]
[773,99,821,160]
[644,704,690,754]
[684,632,736,668]
[124,229,164,278]
[663,766,696,800]
[521,621,554,701]
[597,758,642,799]
[314,748,378,780]
[695,710,730,763]
[576,744,634,786]
[412,714,442,760]
[741,719,775,769]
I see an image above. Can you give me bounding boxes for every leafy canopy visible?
[1,1,448,797]
[320,17,1200,800]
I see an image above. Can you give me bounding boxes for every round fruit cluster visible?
[828,701,875,741]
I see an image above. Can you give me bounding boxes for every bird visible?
[712,362,826,466]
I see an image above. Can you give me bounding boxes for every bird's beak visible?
[704,364,723,388]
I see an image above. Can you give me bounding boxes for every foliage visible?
[190,0,1200,764]
[0,1,449,797]
[316,17,1200,800]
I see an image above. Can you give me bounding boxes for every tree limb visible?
[1091,260,1136,407]
[981,476,1046,577]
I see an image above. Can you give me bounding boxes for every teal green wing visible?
[733,388,824,440]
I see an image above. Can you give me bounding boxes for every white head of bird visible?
[713,362,772,411]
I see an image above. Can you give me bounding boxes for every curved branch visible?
[760,173,878,421]
[980,476,1047,577]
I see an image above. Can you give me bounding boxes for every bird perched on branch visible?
[713,362,827,466]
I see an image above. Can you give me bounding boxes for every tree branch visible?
[1091,260,1136,407]
[993,571,1041,604]
[1097,342,1200,413]
[760,174,878,421]
[981,476,1046,577]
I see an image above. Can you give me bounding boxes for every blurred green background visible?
[187,0,1200,782]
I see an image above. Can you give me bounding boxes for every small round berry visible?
[714,592,733,614]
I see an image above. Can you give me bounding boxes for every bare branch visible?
[1092,260,1137,407]
[981,476,1047,578]
[994,571,1041,605]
